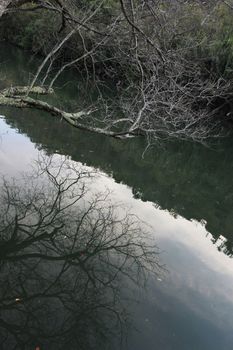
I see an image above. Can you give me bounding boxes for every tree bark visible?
[0,0,35,18]
[0,0,11,17]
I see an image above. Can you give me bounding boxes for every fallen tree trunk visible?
[0,87,135,139]
[2,86,54,97]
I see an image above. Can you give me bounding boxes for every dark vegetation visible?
[2,1,233,77]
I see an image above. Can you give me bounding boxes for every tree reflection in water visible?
[0,156,161,350]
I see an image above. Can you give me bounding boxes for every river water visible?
[0,43,233,349]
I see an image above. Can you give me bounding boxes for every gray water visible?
[1,43,233,350]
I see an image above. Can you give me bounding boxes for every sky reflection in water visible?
[0,115,233,349]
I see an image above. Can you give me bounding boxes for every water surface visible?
[0,43,233,349]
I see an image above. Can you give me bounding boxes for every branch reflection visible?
[0,156,161,350]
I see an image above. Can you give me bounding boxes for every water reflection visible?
[1,43,233,256]
[0,156,160,349]
[1,43,233,349]
[2,106,233,257]
[1,116,233,349]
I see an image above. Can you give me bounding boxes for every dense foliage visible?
[1,1,233,77]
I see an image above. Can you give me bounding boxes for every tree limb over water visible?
[1,0,233,143]
[0,87,136,138]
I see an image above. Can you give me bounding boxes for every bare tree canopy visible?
[1,0,233,145]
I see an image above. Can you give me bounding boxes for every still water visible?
[0,43,233,349]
